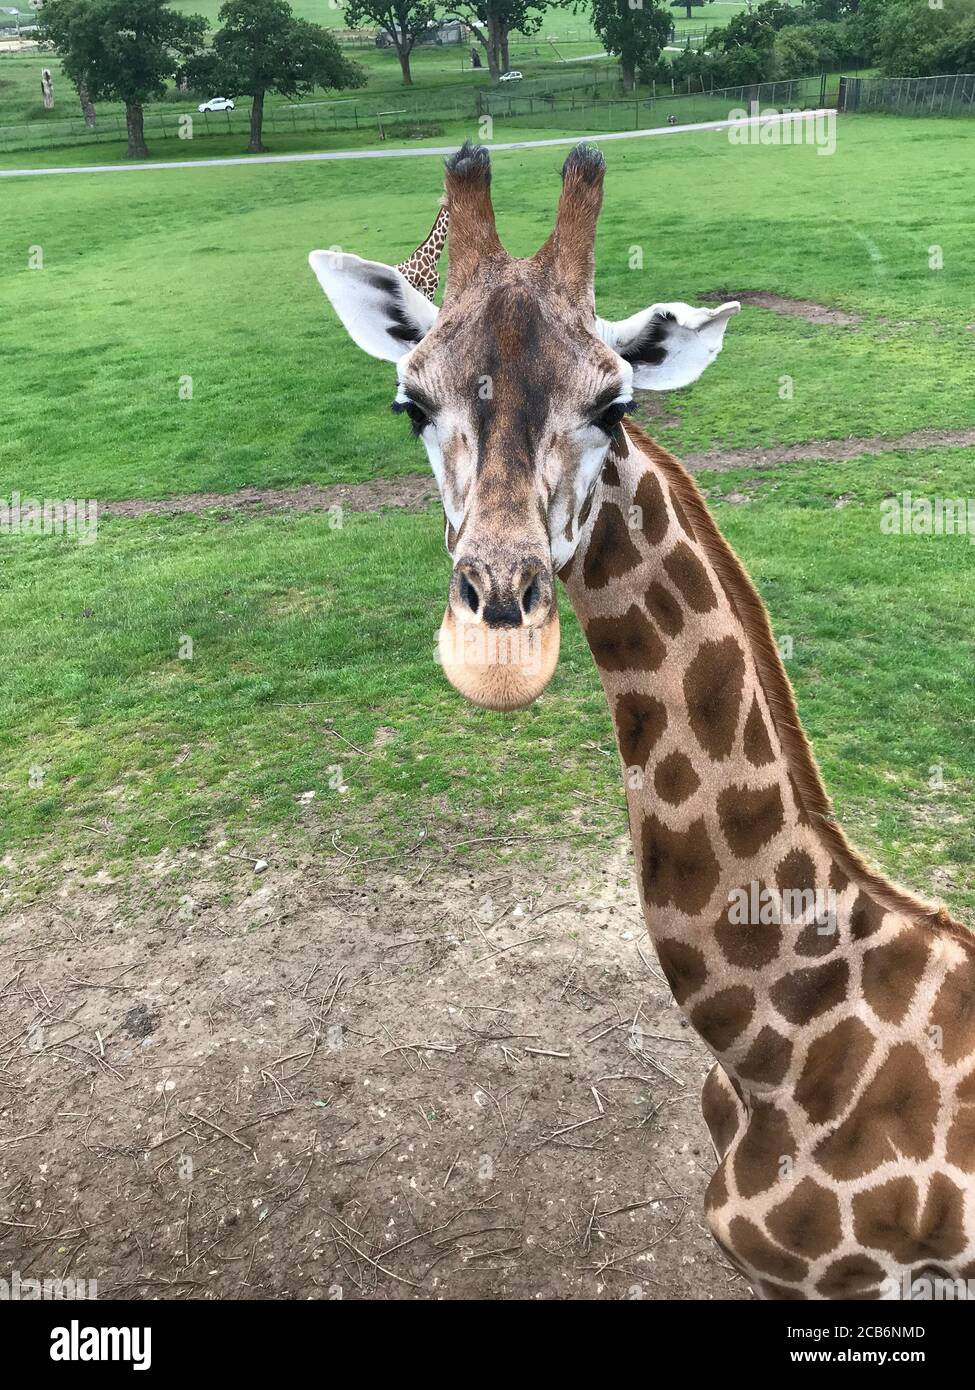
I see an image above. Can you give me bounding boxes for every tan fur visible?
[563,425,974,1300]
[396,205,449,302]
[631,421,962,945]
[326,146,975,1298]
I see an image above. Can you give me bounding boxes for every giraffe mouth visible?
[437,606,561,710]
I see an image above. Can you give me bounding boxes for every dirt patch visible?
[121,1002,160,1039]
[96,428,975,521]
[682,426,975,474]
[631,394,681,432]
[0,841,742,1301]
[699,289,862,327]
[100,475,439,520]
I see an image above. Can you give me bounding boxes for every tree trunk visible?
[485,10,502,80]
[125,101,149,158]
[621,56,636,92]
[77,77,96,128]
[500,29,510,72]
[248,89,266,153]
[397,44,413,84]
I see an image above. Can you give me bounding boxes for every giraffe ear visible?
[308,251,439,363]
[598,301,740,391]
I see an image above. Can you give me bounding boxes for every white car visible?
[499,70,522,83]
[198,97,235,113]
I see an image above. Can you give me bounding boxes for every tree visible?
[343,0,438,85]
[186,0,364,152]
[590,0,672,91]
[935,12,975,71]
[76,76,97,128]
[875,0,975,75]
[770,24,821,75]
[40,0,207,158]
[713,0,795,52]
[719,38,771,80]
[450,0,549,80]
[670,0,703,22]
[847,0,891,61]
[801,0,858,17]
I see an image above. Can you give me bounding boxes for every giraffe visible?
[309,142,975,1300]
[396,205,449,303]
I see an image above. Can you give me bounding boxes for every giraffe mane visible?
[621,419,967,946]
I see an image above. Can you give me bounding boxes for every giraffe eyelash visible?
[391,398,430,436]
[593,399,634,434]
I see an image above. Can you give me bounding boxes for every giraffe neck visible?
[396,205,449,302]
[560,420,954,1095]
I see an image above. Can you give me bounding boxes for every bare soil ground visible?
[100,475,439,520]
[681,426,975,474]
[0,839,744,1301]
[698,289,863,327]
[95,427,975,521]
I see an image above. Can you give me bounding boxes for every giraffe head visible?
[310,143,738,710]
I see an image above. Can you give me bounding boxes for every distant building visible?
[376,20,467,48]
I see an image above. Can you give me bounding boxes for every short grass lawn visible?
[0,114,972,914]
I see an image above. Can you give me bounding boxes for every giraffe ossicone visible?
[309,142,975,1301]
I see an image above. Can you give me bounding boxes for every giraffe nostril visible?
[459,573,480,616]
[520,573,541,618]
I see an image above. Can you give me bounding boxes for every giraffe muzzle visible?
[438,557,560,710]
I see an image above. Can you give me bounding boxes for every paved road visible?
[0,109,834,179]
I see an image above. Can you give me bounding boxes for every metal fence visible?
[0,73,832,154]
[0,63,615,152]
[839,73,975,116]
[471,76,826,133]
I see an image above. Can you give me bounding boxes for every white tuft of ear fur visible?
[598,301,739,391]
[308,250,439,363]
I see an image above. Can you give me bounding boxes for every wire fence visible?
[477,75,823,122]
[839,73,975,116]
[0,73,832,154]
[0,63,612,151]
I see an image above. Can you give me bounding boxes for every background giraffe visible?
[311,142,974,1300]
[396,205,448,303]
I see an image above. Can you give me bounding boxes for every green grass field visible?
[1,115,973,912]
[0,0,748,145]
[0,46,620,150]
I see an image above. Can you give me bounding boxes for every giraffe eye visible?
[593,399,634,434]
[391,398,430,436]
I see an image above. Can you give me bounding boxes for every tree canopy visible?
[343,0,439,84]
[590,0,673,91]
[41,0,207,154]
[450,0,551,80]
[186,0,364,150]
